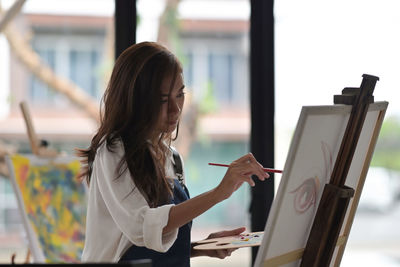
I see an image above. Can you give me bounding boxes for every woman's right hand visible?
[215,153,269,200]
[164,153,269,234]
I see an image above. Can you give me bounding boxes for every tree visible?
[0,2,100,122]
[0,1,102,177]
[371,116,400,171]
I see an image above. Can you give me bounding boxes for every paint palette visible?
[193,232,264,250]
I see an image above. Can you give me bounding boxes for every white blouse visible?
[81,140,184,262]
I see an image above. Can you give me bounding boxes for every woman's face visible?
[156,73,185,134]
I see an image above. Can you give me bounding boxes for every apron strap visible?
[171,147,185,186]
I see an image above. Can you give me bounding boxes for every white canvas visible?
[254,101,388,267]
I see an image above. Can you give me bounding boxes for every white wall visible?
[0,36,10,119]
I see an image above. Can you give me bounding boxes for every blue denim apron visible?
[119,179,192,267]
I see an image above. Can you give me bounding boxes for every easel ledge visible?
[264,235,347,266]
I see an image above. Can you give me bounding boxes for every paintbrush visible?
[208,163,283,174]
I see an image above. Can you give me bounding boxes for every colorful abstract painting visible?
[7,154,86,263]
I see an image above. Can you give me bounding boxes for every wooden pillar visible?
[115,0,137,60]
[249,0,275,264]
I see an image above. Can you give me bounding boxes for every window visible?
[30,33,104,105]
[275,1,400,266]
[208,52,233,104]
[30,49,56,103]
[70,49,100,98]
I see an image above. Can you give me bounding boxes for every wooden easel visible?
[259,74,387,266]
[11,101,58,263]
[299,74,379,266]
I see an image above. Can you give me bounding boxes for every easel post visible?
[19,101,40,155]
[19,101,58,157]
[17,101,59,263]
[300,74,379,266]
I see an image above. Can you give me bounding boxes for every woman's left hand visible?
[191,227,246,259]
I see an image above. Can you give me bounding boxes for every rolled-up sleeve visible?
[142,206,177,251]
[95,143,178,252]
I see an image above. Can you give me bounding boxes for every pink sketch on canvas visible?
[290,141,333,214]
[290,176,320,214]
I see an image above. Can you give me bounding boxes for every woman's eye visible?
[177,92,186,98]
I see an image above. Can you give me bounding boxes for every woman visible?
[78,42,269,266]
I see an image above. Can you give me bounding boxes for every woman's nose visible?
[169,100,181,114]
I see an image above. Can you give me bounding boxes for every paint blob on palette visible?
[193,232,264,250]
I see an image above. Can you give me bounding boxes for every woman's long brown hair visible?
[76,42,182,207]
